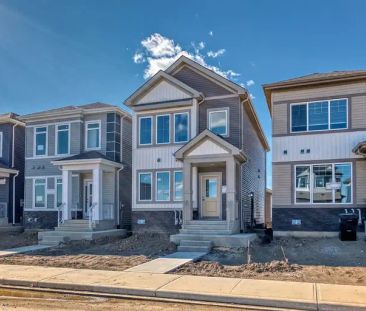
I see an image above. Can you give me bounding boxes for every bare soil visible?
[0,232,38,250]
[174,237,366,286]
[0,233,176,271]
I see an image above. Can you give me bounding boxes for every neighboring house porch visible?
[171,130,256,248]
[38,151,127,245]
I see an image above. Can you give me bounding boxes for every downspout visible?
[12,123,19,225]
[116,115,126,227]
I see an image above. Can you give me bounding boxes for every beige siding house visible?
[264,71,366,235]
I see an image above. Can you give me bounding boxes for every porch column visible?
[183,161,192,225]
[92,166,103,221]
[192,166,198,210]
[62,169,72,221]
[226,158,236,231]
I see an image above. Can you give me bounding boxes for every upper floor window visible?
[291,99,348,133]
[209,109,228,136]
[86,121,101,150]
[156,115,170,144]
[174,112,189,143]
[56,124,69,155]
[35,127,47,156]
[139,117,152,145]
[0,132,3,158]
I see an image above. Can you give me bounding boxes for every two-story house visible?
[264,70,366,236]
[21,103,132,244]
[125,56,269,248]
[0,113,25,231]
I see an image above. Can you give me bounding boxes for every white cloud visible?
[207,49,225,58]
[133,52,145,64]
[209,31,214,37]
[250,93,255,99]
[134,33,239,80]
[246,79,255,86]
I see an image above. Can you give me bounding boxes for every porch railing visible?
[57,203,65,227]
[88,203,97,229]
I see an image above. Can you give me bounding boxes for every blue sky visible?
[1,0,366,188]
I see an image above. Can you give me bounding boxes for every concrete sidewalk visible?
[0,245,51,257]
[0,264,365,310]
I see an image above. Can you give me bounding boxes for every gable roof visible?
[175,129,247,163]
[21,102,131,122]
[166,56,247,95]
[124,70,202,107]
[52,151,124,168]
[263,70,366,115]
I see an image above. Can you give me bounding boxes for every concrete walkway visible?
[0,245,51,257]
[125,252,206,273]
[0,264,365,310]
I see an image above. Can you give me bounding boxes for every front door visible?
[200,174,221,218]
[83,180,93,219]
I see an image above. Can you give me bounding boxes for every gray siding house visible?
[21,103,132,244]
[0,113,25,230]
[264,70,366,236]
[125,56,269,248]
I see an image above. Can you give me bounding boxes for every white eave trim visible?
[0,168,19,175]
[51,158,124,168]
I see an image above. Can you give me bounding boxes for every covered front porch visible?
[171,130,255,248]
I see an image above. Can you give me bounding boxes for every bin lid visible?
[339,213,358,220]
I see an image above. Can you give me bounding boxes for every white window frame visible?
[0,132,3,158]
[156,114,170,145]
[55,177,63,208]
[85,120,101,150]
[290,98,348,133]
[173,170,183,202]
[33,178,47,209]
[208,109,229,136]
[294,162,352,205]
[33,126,48,157]
[173,112,189,144]
[139,116,153,146]
[155,171,170,202]
[138,172,152,202]
[55,123,70,156]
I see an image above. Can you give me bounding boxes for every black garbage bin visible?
[339,213,358,241]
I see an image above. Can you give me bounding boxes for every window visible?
[209,110,228,136]
[56,124,69,155]
[139,172,152,201]
[295,163,352,204]
[156,115,170,144]
[86,121,101,149]
[174,112,189,143]
[295,166,310,203]
[56,178,62,208]
[174,171,183,201]
[34,178,46,208]
[156,171,170,201]
[0,132,2,157]
[291,99,348,132]
[35,127,47,156]
[139,117,152,145]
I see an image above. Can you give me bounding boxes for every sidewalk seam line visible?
[228,279,243,294]
[154,275,184,293]
[315,283,319,311]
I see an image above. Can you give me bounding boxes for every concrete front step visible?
[39,235,65,246]
[179,229,233,235]
[183,225,228,230]
[171,233,257,248]
[0,224,23,233]
[180,240,212,247]
[177,239,212,253]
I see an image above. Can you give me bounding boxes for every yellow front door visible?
[201,174,220,218]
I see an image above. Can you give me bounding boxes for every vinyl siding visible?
[241,104,266,226]
[351,95,366,129]
[0,124,12,165]
[272,103,288,136]
[356,160,366,205]
[272,164,292,206]
[173,66,232,97]
[273,131,366,162]
[198,97,241,148]
[272,81,366,103]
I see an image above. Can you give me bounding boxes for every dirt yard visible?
[0,233,176,271]
[174,237,366,286]
[0,232,38,250]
